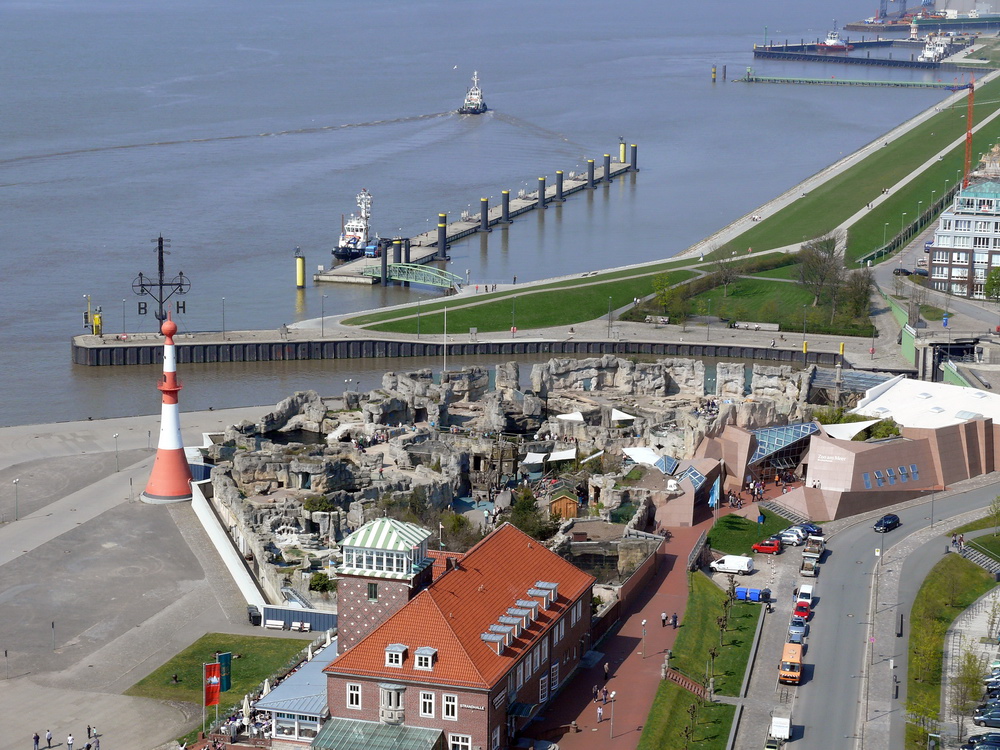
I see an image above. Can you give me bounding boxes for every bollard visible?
[537,177,546,209]
[403,238,411,264]
[603,153,612,183]
[711,65,717,82]
[480,197,490,231]
[294,249,305,289]
[619,140,626,164]
[500,190,511,224]
[392,239,402,265]
[587,159,595,189]
[380,243,388,285]
[555,170,564,202]
[436,213,447,260]
[630,144,638,172]
[722,64,727,81]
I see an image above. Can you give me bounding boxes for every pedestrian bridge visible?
[359,263,463,289]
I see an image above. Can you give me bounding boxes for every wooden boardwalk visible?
[313,160,633,286]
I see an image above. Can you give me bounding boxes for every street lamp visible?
[113,433,120,472]
[607,297,613,338]
[641,618,648,658]
[512,296,517,337]
[122,298,126,335]
[609,691,617,738]
[222,297,226,341]
[12,478,19,522]
[802,305,807,343]
[707,299,712,341]
[321,294,328,338]
[900,212,907,236]
[417,299,421,339]
[882,222,889,247]
[917,201,923,223]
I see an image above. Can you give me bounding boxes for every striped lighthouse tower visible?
[142,313,193,504]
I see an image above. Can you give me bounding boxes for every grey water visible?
[1,0,953,427]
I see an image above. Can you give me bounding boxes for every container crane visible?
[947,77,975,188]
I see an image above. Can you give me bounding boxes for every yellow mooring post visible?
[619,140,626,165]
[294,247,305,289]
[712,65,717,83]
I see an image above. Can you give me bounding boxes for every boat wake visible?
[489,112,587,154]
[0,111,454,166]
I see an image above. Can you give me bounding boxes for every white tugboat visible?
[333,188,380,261]
[457,71,488,115]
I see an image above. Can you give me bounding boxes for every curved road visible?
[795,479,1000,748]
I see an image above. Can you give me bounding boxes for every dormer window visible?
[385,644,407,667]
[415,646,437,671]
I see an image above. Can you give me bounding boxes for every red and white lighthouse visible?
[142,313,193,503]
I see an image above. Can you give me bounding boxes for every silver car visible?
[788,616,808,639]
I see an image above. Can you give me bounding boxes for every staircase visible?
[666,668,707,700]
[960,544,1000,576]
[758,500,806,526]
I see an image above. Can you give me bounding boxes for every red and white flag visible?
[204,662,221,707]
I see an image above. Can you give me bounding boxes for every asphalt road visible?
[793,481,1000,748]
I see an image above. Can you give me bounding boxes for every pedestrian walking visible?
[602,686,609,704]
[33,733,40,750]
[67,735,74,750]
[672,612,678,629]
[960,534,965,550]
[951,533,957,548]
[87,726,92,740]
[593,684,599,703]
[93,739,99,750]
[661,611,667,628]
[597,705,604,723]
[603,661,610,682]
[45,730,52,748]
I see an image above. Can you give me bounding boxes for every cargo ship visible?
[457,71,488,115]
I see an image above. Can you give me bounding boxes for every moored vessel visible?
[816,29,854,52]
[333,188,379,261]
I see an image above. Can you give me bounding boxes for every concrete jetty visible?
[313,155,634,286]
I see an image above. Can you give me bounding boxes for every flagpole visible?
[443,306,448,373]
[202,662,206,736]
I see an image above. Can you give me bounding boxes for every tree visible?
[509,488,558,541]
[799,234,844,307]
[713,254,741,298]
[652,273,675,314]
[951,640,985,741]
[842,268,874,320]
[991,493,1000,536]
[308,571,337,593]
[985,267,1000,305]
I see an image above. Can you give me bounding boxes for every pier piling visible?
[555,171,565,202]
[712,65,717,82]
[480,197,491,231]
[380,244,389,285]
[501,190,511,224]
[603,154,612,183]
[630,144,639,172]
[403,238,411,264]
[436,213,448,260]
[538,176,547,209]
[294,248,305,289]
[393,239,402,264]
[587,159,595,189]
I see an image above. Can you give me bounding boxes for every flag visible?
[204,662,221,706]
[708,476,720,509]
[218,652,232,693]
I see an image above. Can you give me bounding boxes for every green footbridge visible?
[359,263,463,289]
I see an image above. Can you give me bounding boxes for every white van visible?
[710,555,754,575]
[796,583,814,607]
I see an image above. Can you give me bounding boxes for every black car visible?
[874,514,901,533]
[913,268,929,277]
[962,742,1000,750]
[893,268,911,276]
[964,732,1000,747]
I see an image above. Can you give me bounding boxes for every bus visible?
[778,643,803,685]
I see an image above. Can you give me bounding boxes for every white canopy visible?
[611,408,636,422]
[523,452,547,465]
[556,411,585,422]
[823,420,879,441]
[548,447,577,462]
[581,450,604,464]
[622,446,661,466]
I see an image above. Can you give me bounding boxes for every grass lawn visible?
[125,633,308,705]
[905,554,996,748]
[637,572,757,749]
[968,533,1000,563]
[746,264,801,281]
[950,514,998,536]
[707,509,791,556]
[362,270,695,334]
[921,304,947,322]
[636,680,735,750]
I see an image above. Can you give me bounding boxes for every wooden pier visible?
[738,73,959,88]
[313,158,634,286]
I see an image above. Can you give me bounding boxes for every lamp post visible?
[900,212,907,237]
[707,299,712,341]
[607,297,613,338]
[417,300,421,339]
[609,691,617,738]
[512,296,517,337]
[321,294,328,338]
[12,478,19,522]
[882,222,889,247]
[122,298,126,335]
[641,618,648,658]
[222,297,226,341]
[113,433,120,472]
[802,305,807,343]
[917,201,923,223]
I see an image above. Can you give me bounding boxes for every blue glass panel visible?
[863,473,872,489]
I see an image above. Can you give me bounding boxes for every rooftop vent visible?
[498,615,522,638]
[528,588,552,609]
[481,632,505,654]
[516,599,539,621]
[928,406,945,413]
[535,581,559,605]
[916,392,932,399]
[507,607,531,628]
[972,391,988,399]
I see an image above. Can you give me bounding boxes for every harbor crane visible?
[946,78,975,188]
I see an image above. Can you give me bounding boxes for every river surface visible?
[0,0,960,426]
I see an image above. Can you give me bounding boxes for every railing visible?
[857,184,961,266]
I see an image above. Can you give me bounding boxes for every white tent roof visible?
[822,420,879,441]
[556,411,585,422]
[523,452,547,465]
[622,446,660,466]
[581,450,604,464]
[548,447,577,462]
[852,377,1000,429]
[611,408,636,422]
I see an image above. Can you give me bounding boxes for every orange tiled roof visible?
[426,549,465,582]
[324,523,595,689]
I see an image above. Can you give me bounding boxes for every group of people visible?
[33,727,98,750]
[951,533,967,552]
[692,399,720,418]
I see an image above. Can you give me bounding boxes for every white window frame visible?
[492,724,501,750]
[550,662,560,690]
[416,654,432,670]
[539,673,549,703]
[449,734,472,750]
[517,661,524,688]
[386,651,403,667]
[443,693,458,721]
[420,691,435,718]
[347,683,362,710]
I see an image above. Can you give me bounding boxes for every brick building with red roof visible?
[316,522,596,750]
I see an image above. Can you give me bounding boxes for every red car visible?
[752,538,783,555]
[794,601,811,619]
